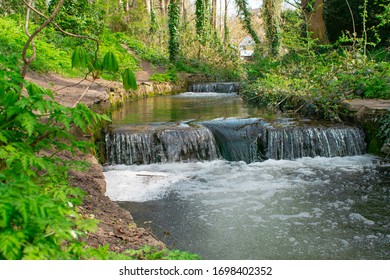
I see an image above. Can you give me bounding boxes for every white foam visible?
[104,155,378,202]
[104,169,185,202]
[349,213,375,225]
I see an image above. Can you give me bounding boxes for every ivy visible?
[263,0,283,57]
[195,0,211,45]
[235,0,261,45]
[168,0,181,62]
[149,0,158,34]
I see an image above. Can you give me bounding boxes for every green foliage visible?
[123,246,201,260]
[122,68,138,91]
[71,46,137,91]
[0,17,82,77]
[0,55,111,259]
[103,51,119,72]
[71,46,89,69]
[324,0,390,47]
[119,34,169,66]
[195,0,211,44]
[242,48,390,120]
[48,0,104,37]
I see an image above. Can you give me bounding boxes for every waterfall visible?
[266,127,366,160]
[105,119,366,165]
[189,82,240,93]
[106,125,220,165]
[201,118,269,163]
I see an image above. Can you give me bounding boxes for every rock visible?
[341,99,390,112]
[381,143,390,156]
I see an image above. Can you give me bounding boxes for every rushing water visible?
[104,89,390,260]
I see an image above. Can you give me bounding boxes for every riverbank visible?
[25,71,175,253]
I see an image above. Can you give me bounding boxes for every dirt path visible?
[121,44,166,82]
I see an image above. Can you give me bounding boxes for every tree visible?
[324,0,390,47]
[195,0,211,44]
[224,0,229,44]
[235,0,261,45]
[168,0,180,61]
[212,0,217,29]
[263,0,283,56]
[301,0,329,44]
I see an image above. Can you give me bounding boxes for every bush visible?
[0,55,110,259]
[242,48,390,120]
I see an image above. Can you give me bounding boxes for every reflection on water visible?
[111,93,276,124]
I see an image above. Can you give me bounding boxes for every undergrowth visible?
[242,48,390,120]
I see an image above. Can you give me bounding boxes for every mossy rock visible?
[363,120,385,156]
[367,137,382,155]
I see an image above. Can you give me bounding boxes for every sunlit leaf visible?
[71,46,88,69]
[102,51,119,72]
[122,68,137,91]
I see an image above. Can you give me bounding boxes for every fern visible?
[0,55,115,260]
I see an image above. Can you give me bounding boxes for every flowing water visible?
[104,86,390,259]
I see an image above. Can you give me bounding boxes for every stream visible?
[103,84,390,259]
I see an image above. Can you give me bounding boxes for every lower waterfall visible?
[106,119,366,165]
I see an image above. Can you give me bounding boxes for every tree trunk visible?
[224,0,229,43]
[301,0,329,44]
[159,0,165,15]
[181,0,187,24]
[212,0,217,29]
[263,0,282,56]
[144,0,150,13]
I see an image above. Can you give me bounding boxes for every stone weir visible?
[189,82,240,93]
[106,124,219,165]
[106,118,367,165]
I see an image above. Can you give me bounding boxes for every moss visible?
[363,120,385,156]
[367,137,382,155]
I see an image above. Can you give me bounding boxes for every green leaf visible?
[0,132,7,144]
[122,68,137,91]
[102,51,119,72]
[71,46,88,69]
[16,112,37,136]
[0,231,23,260]
[0,203,13,228]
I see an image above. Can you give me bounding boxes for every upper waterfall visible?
[189,82,240,93]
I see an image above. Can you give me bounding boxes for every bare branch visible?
[23,0,36,77]
[72,79,96,108]
[21,0,66,78]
